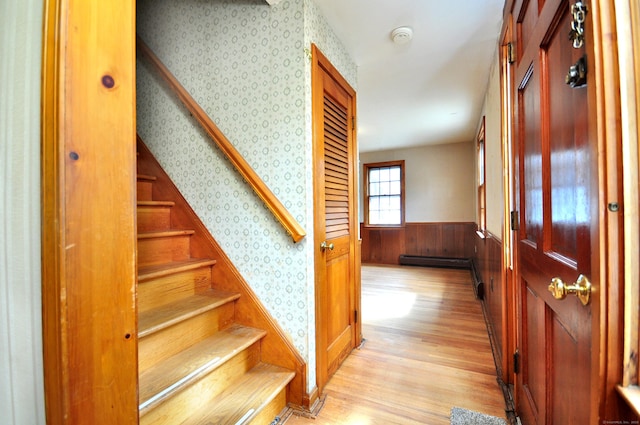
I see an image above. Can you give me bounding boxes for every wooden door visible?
[312,44,360,393]
[513,0,597,423]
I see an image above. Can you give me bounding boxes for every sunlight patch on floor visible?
[362,291,417,322]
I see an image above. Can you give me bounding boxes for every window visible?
[363,161,405,227]
[477,117,486,234]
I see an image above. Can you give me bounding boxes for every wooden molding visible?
[41,0,138,423]
[136,36,306,244]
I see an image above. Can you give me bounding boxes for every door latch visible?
[566,56,587,88]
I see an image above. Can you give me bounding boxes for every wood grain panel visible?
[360,226,406,264]
[519,63,543,247]
[474,232,505,378]
[41,0,138,423]
[517,0,539,59]
[547,8,586,262]
[522,284,546,424]
[361,222,476,265]
[551,312,585,424]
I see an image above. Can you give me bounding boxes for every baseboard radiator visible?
[398,255,484,300]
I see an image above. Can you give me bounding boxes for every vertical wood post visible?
[41,0,138,423]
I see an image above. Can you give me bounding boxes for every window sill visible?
[363,224,405,229]
[617,385,640,416]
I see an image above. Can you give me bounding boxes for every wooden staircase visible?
[136,139,296,424]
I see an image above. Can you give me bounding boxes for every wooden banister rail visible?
[137,36,306,243]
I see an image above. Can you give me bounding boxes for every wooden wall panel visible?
[474,232,504,375]
[360,222,476,265]
[360,226,406,264]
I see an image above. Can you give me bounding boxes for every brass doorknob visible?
[548,274,591,306]
[320,241,334,251]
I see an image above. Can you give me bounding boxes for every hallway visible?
[286,264,507,424]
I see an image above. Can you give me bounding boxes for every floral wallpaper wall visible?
[136,0,356,393]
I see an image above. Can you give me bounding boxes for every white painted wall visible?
[359,142,476,223]
[0,1,46,424]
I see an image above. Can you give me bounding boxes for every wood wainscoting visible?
[474,231,506,381]
[360,222,477,265]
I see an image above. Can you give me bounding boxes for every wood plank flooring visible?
[285,264,507,425]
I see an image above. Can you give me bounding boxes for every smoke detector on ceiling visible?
[391,26,413,44]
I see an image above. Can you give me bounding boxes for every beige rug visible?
[450,407,507,425]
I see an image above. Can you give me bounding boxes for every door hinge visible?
[514,350,520,374]
[510,210,519,231]
[507,42,516,64]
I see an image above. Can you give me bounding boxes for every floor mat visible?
[450,407,507,425]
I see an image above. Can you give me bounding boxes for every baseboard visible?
[287,393,326,420]
[398,255,484,300]
[398,255,471,269]
[302,386,319,413]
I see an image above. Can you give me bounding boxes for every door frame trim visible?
[41,0,138,422]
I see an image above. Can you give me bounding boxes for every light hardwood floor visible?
[285,264,507,425]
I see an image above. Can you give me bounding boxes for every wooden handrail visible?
[137,36,306,243]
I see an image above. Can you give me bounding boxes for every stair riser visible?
[138,267,212,313]
[139,303,235,373]
[247,389,287,425]
[138,206,172,232]
[137,181,153,201]
[138,235,191,267]
[140,343,261,425]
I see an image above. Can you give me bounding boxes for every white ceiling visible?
[313,0,505,153]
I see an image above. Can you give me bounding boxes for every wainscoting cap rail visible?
[137,35,306,243]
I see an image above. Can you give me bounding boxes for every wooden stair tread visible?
[137,200,175,207]
[138,289,240,338]
[138,258,217,282]
[137,173,157,181]
[181,363,295,425]
[138,229,195,240]
[138,324,267,415]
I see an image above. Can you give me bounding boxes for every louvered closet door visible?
[313,44,358,393]
[322,79,353,381]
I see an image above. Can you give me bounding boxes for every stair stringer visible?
[136,137,309,410]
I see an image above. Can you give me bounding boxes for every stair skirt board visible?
[398,255,484,300]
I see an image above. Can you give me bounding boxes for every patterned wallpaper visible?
[136,0,356,393]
